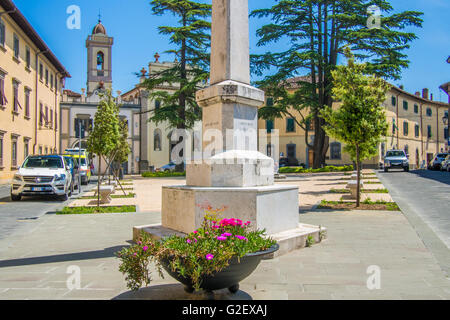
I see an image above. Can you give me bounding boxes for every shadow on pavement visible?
[377,169,450,185]
[0,195,65,203]
[0,245,128,268]
[113,283,252,300]
[408,170,450,185]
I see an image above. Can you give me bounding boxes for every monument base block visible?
[161,184,299,235]
[133,223,327,258]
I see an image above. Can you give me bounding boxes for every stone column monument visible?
[134,0,324,256]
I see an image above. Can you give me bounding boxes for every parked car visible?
[383,150,409,172]
[63,155,80,192]
[158,162,186,172]
[279,157,289,168]
[64,154,91,185]
[427,153,448,170]
[279,157,299,167]
[10,155,73,201]
[440,155,450,172]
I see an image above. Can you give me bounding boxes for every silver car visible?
[383,150,409,172]
[441,155,450,172]
[11,155,73,201]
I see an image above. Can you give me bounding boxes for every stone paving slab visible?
[0,208,448,300]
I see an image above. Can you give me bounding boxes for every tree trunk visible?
[356,145,361,207]
[97,157,101,208]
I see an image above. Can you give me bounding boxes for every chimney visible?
[415,91,420,97]
[430,93,433,101]
[422,88,429,100]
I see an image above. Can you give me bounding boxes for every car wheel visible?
[11,194,21,201]
[404,167,409,172]
[68,183,73,197]
[59,193,69,201]
[384,168,388,172]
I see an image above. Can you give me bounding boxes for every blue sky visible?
[12,0,450,102]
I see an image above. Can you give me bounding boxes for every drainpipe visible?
[396,92,400,148]
[33,50,48,154]
[420,103,424,164]
[54,72,63,153]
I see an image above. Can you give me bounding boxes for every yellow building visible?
[259,78,449,169]
[0,0,70,183]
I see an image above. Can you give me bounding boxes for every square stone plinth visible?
[186,150,274,187]
[161,184,299,235]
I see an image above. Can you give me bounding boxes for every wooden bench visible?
[346,180,364,199]
[94,186,115,204]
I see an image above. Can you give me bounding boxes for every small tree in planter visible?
[117,203,278,293]
[321,48,389,207]
[87,89,120,206]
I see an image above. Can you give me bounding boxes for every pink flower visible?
[142,246,148,251]
[245,221,251,225]
[186,239,192,244]
[235,235,248,241]
[206,254,214,260]
[222,232,232,237]
[193,231,198,234]
[216,236,227,241]
[133,253,137,256]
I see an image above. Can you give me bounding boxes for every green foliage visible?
[306,235,315,247]
[142,0,211,130]
[142,171,186,178]
[279,165,353,173]
[251,0,423,168]
[86,89,122,205]
[114,120,131,165]
[117,205,276,291]
[81,193,136,200]
[56,206,136,215]
[321,48,390,206]
[87,89,121,158]
[321,48,390,162]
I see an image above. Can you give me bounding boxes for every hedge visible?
[278,165,353,174]
[142,171,186,178]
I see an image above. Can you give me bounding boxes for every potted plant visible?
[117,202,278,294]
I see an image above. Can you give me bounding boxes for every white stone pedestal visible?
[161,184,299,235]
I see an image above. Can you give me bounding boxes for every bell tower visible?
[86,18,113,94]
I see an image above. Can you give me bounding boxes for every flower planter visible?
[160,243,279,294]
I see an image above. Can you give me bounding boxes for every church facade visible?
[59,20,142,175]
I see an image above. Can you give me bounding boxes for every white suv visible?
[11,155,73,201]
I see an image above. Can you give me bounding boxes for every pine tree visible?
[251,0,423,168]
[143,0,211,171]
[321,48,390,207]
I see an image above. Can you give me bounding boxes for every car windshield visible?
[63,157,73,168]
[386,151,405,157]
[23,157,63,169]
[436,153,448,158]
[72,158,87,166]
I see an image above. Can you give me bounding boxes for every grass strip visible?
[56,205,137,215]
[142,171,186,178]
[317,200,399,211]
[81,193,136,199]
